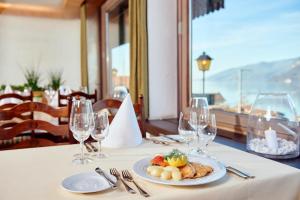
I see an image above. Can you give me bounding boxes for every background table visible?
[0,140,299,200]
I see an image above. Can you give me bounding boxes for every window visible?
[101,0,129,98]
[190,0,300,117]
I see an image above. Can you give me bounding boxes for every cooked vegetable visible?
[161,171,172,180]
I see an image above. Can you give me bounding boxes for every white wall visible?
[148,0,178,119]
[0,15,80,89]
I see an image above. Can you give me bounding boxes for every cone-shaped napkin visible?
[102,94,142,148]
[4,84,13,94]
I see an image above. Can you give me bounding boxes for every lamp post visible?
[196,52,212,95]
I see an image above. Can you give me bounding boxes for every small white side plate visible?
[61,172,116,193]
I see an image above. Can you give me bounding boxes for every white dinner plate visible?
[61,172,116,193]
[133,156,226,186]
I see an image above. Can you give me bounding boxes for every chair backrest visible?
[58,90,97,107]
[0,92,33,110]
[57,90,97,125]
[0,92,34,122]
[92,95,145,137]
[0,102,70,141]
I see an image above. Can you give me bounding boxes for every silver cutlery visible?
[84,143,92,152]
[110,168,136,194]
[122,170,150,197]
[226,166,255,179]
[145,138,170,145]
[89,143,98,152]
[95,167,117,188]
[159,133,183,143]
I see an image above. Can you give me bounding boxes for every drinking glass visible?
[44,86,56,106]
[91,112,109,159]
[190,97,209,130]
[178,112,197,155]
[197,113,217,157]
[69,99,95,164]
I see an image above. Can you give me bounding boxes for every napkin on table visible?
[102,94,142,148]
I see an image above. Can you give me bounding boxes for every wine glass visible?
[178,112,197,155]
[91,112,109,159]
[198,113,217,157]
[189,97,210,154]
[69,99,95,164]
[190,97,209,130]
[44,86,56,106]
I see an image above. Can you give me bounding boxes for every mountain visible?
[203,57,300,109]
[208,57,300,84]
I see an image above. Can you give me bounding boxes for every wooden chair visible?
[92,95,145,137]
[0,92,34,128]
[0,92,33,110]
[58,90,98,107]
[0,102,71,150]
[58,90,97,124]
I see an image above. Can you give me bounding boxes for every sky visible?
[111,43,130,76]
[192,0,300,77]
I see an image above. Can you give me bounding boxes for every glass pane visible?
[111,43,130,90]
[191,0,300,116]
[107,1,129,98]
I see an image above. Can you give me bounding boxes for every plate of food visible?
[132,149,226,186]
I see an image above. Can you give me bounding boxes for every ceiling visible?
[0,0,84,18]
[0,0,63,7]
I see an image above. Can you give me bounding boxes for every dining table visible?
[0,136,299,200]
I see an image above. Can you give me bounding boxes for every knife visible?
[88,143,98,152]
[159,134,182,143]
[226,166,255,179]
[95,167,117,188]
[144,137,170,145]
[84,143,92,152]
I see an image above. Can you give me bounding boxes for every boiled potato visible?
[160,170,172,180]
[150,166,164,177]
[147,166,156,174]
[164,166,180,173]
[172,171,182,181]
[147,166,163,174]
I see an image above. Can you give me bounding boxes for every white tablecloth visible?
[0,140,299,200]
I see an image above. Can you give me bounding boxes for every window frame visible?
[177,0,249,138]
[100,0,128,98]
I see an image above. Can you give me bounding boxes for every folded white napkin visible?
[4,85,13,94]
[102,94,142,148]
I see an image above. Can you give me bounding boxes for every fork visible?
[110,168,136,194]
[122,170,150,197]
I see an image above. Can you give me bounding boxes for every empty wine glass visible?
[197,113,217,157]
[91,112,109,159]
[69,99,95,164]
[178,112,197,155]
[44,86,56,106]
[190,97,209,130]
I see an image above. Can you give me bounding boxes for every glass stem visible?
[80,140,84,162]
[98,140,102,157]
